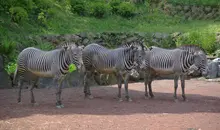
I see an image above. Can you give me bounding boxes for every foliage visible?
[70,0,87,16]
[37,11,47,25]
[89,2,110,18]
[5,62,17,75]
[109,0,121,14]
[176,31,217,54]
[35,42,54,50]
[167,0,220,6]
[9,7,28,23]
[0,39,16,56]
[33,0,54,10]
[116,2,136,18]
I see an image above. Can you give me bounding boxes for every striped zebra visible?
[139,46,208,101]
[13,43,84,108]
[82,43,143,102]
[178,44,208,76]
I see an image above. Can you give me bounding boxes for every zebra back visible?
[120,38,149,51]
[178,44,207,55]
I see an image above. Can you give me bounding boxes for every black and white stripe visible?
[13,44,84,108]
[139,46,208,101]
[82,43,138,101]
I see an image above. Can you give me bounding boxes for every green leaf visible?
[68,63,77,72]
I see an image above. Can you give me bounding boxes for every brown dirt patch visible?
[0,79,220,130]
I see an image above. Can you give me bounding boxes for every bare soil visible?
[0,79,220,130]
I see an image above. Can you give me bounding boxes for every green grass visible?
[1,1,220,73]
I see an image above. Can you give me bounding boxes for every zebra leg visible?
[124,73,132,102]
[144,73,149,99]
[148,79,154,98]
[116,73,123,102]
[30,79,39,106]
[17,79,24,104]
[83,71,93,99]
[173,75,179,102]
[55,78,65,108]
[180,75,186,101]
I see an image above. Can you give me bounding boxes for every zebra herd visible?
[12,41,209,108]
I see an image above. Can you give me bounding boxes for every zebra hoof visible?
[174,99,179,103]
[88,95,94,99]
[85,95,94,99]
[17,102,23,105]
[127,98,133,102]
[32,102,39,106]
[56,105,64,109]
[118,98,123,102]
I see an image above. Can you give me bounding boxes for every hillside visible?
[1,0,220,74]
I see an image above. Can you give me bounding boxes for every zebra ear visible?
[63,46,68,51]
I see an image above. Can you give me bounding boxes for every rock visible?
[206,61,219,79]
[183,5,190,12]
[0,55,12,89]
[37,71,84,88]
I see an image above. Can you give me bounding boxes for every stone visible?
[206,61,219,79]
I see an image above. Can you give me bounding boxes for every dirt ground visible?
[0,79,220,130]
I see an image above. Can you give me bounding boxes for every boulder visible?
[206,61,219,79]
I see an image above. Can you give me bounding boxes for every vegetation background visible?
[1,0,220,75]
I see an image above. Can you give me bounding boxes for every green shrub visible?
[5,62,17,75]
[0,39,16,56]
[14,0,35,11]
[90,2,109,18]
[38,11,47,25]
[33,0,54,10]
[70,0,87,16]
[167,0,220,6]
[9,6,28,23]
[109,0,121,14]
[117,2,136,18]
[176,31,217,54]
[0,0,14,11]
[35,42,54,50]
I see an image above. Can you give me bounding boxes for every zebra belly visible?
[96,68,117,74]
[152,68,174,75]
[28,70,53,77]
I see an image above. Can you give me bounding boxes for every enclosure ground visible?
[0,79,220,130]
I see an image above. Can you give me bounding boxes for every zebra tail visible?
[12,66,18,87]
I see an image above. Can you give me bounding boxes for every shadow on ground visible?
[0,80,220,120]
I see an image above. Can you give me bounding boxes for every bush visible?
[37,11,47,25]
[176,31,217,54]
[117,2,136,18]
[0,39,16,56]
[90,2,109,18]
[33,0,54,10]
[5,62,17,75]
[70,0,87,16]
[9,6,28,23]
[109,0,121,14]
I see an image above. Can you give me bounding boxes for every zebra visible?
[178,44,208,76]
[13,43,84,108]
[82,43,143,102]
[139,46,208,102]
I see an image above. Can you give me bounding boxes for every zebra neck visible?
[124,50,134,70]
[181,53,194,72]
[60,51,71,74]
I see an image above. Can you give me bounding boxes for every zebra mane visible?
[120,39,148,51]
[56,42,80,49]
[178,44,207,55]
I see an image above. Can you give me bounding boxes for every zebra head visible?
[191,51,209,76]
[62,43,85,72]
